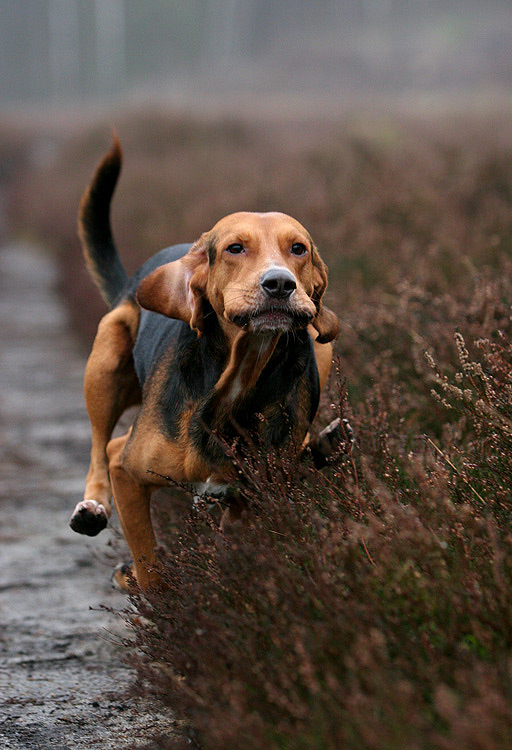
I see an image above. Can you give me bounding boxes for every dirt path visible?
[0,243,171,749]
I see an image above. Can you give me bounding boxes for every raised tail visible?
[78,135,128,308]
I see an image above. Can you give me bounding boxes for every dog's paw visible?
[339,418,355,446]
[310,418,356,468]
[69,499,108,536]
[111,561,134,592]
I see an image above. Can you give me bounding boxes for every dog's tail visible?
[78,134,128,308]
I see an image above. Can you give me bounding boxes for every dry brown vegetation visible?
[8,108,512,748]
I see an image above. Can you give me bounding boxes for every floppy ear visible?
[312,304,339,344]
[311,245,328,302]
[136,241,208,335]
[310,245,339,343]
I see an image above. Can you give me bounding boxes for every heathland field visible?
[7,109,512,749]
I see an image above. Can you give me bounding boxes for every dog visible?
[69,137,340,590]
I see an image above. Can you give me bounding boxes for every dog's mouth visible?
[231,306,313,333]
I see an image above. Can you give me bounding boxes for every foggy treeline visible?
[1,0,511,104]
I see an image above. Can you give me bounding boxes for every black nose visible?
[260,268,297,299]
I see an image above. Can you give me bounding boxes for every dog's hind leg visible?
[70,301,140,536]
[106,432,160,591]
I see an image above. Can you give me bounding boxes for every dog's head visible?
[136,212,338,343]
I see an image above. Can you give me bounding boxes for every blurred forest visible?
[1,0,511,104]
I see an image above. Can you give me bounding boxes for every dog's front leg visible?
[304,418,355,468]
[219,493,246,530]
[107,434,160,591]
[70,303,140,537]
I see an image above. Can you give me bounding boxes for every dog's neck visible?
[156,316,316,466]
[190,322,317,467]
[214,329,281,406]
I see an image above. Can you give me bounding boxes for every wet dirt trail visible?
[0,243,171,749]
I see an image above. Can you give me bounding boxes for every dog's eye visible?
[225,243,245,255]
[291,242,307,256]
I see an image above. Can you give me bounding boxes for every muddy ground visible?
[0,243,174,749]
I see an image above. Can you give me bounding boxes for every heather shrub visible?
[343,266,512,437]
[124,335,512,749]
[427,330,512,523]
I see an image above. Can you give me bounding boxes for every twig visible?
[425,436,485,505]
[361,538,375,566]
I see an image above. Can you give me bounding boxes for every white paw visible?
[69,499,108,536]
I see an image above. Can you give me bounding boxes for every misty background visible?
[1,0,511,110]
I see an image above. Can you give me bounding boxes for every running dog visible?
[69,137,340,590]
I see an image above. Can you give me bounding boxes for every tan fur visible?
[311,330,334,393]
[79,301,140,513]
